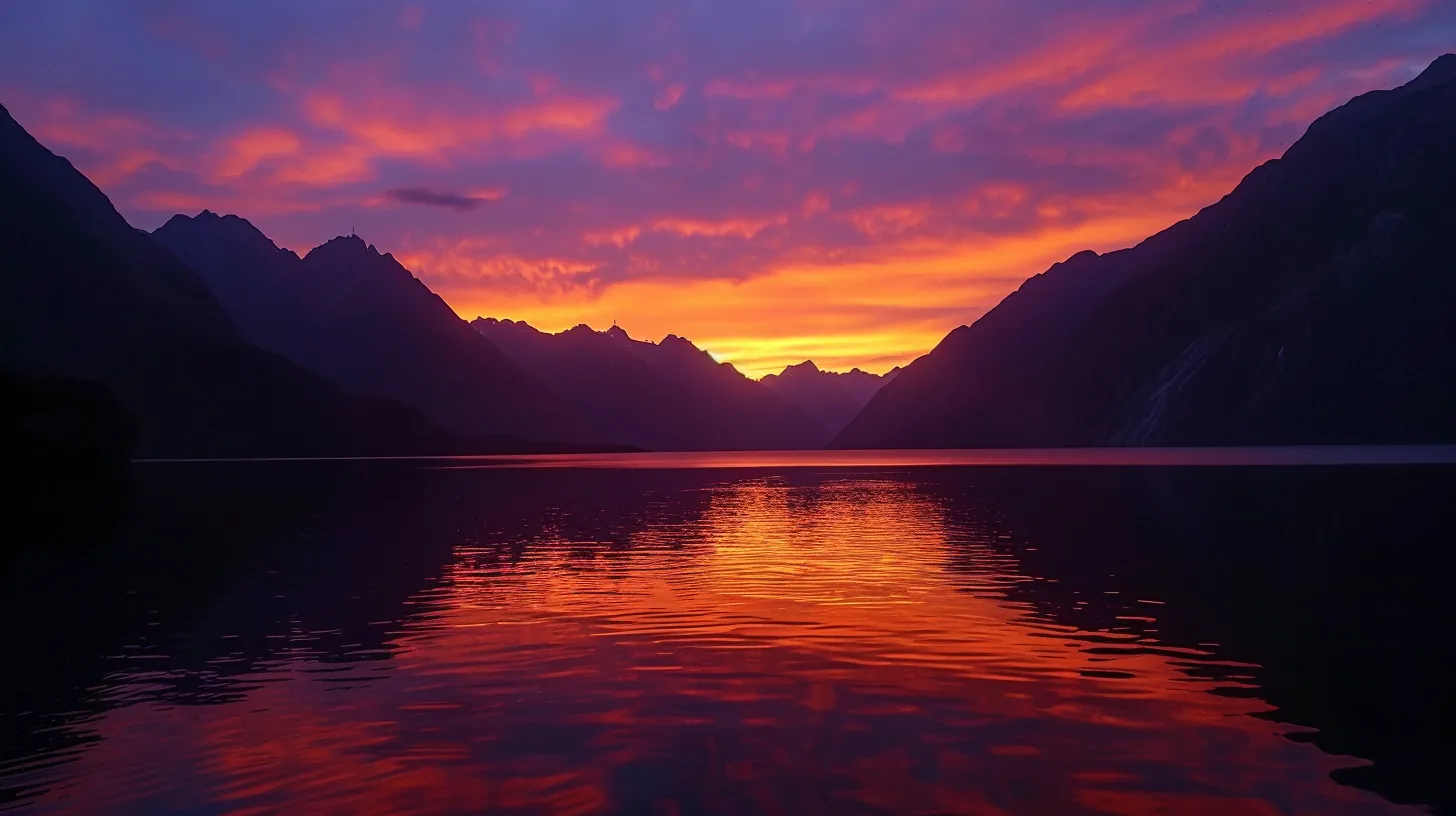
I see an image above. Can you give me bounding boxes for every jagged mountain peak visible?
[306,233,380,261]
[473,316,546,336]
[1409,52,1456,91]
[658,333,705,353]
[159,210,288,252]
[767,360,894,382]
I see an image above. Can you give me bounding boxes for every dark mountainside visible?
[0,102,476,459]
[154,213,586,444]
[474,318,827,450]
[835,54,1456,449]
[760,361,898,437]
[2,369,134,559]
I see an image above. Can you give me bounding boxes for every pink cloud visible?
[2,0,1449,375]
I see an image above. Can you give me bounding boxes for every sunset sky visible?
[2,1,1452,377]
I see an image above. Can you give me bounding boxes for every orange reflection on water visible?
[15,475,1415,815]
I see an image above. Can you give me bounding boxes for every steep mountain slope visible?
[835,54,1456,449]
[154,213,585,444]
[0,102,469,458]
[760,361,897,437]
[474,319,827,450]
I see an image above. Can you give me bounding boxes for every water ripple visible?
[1,466,1434,814]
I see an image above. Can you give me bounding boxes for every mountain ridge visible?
[474,317,828,450]
[760,360,898,437]
[153,212,588,444]
[834,53,1456,449]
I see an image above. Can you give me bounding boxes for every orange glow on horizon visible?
[5,0,1444,378]
[414,187,1232,378]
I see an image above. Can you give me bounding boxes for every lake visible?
[3,452,1453,814]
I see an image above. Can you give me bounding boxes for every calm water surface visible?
[3,454,1453,814]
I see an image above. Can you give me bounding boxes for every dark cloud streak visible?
[385,187,492,212]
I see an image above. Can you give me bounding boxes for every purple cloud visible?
[1,0,1452,374]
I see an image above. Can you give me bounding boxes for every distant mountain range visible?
[0,102,483,459]
[473,318,826,450]
[835,53,1456,449]
[760,361,898,437]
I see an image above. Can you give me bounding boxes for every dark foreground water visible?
[3,453,1454,814]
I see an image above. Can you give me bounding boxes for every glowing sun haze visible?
[2,1,1452,377]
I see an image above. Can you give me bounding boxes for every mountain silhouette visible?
[835,53,1456,449]
[0,102,491,458]
[154,213,587,444]
[474,318,827,450]
[760,361,898,437]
